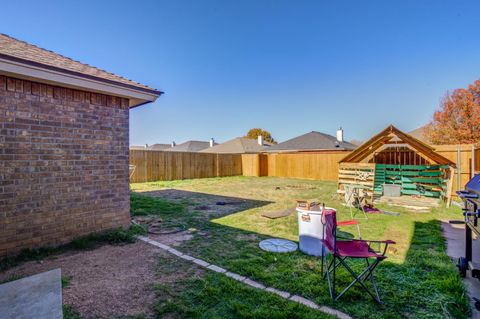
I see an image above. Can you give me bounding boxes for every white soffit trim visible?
[0,57,159,108]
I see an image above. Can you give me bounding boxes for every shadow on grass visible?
[370,220,470,318]
[134,188,273,219]
[133,191,470,319]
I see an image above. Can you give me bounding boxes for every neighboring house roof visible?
[349,139,364,147]
[164,141,217,152]
[0,34,161,107]
[200,137,272,154]
[266,131,357,152]
[148,143,171,150]
[408,125,432,144]
[339,125,455,166]
[130,145,147,150]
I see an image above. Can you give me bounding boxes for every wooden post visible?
[143,150,148,183]
[256,154,260,177]
[472,144,475,178]
[457,145,462,192]
[446,166,454,208]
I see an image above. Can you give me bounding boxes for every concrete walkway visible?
[138,236,352,319]
[442,220,480,318]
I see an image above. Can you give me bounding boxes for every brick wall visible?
[0,75,131,257]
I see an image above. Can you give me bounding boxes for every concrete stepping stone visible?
[259,238,298,253]
[290,295,320,309]
[265,287,291,298]
[192,258,210,267]
[244,278,266,289]
[225,271,246,282]
[207,264,227,273]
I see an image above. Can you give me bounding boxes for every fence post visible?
[457,145,461,191]
[472,144,475,178]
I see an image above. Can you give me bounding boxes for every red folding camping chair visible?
[320,209,395,303]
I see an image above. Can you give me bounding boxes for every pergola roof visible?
[339,125,456,167]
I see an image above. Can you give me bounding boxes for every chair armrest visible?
[353,239,396,245]
[366,239,396,244]
[354,239,395,256]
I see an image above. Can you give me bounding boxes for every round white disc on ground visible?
[259,238,298,253]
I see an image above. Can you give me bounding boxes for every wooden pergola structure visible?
[338,125,456,202]
[340,125,455,166]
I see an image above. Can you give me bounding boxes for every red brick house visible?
[0,34,162,257]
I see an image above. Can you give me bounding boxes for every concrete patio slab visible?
[442,220,480,318]
[0,268,62,319]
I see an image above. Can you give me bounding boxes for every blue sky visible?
[1,1,479,145]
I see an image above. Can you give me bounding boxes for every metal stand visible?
[344,184,368,220]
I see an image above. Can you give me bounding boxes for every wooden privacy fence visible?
[130,150,350,183]
[242,151,350,181]
[130,145,479,191]
[434,144,480,195]
[129,150,242,183]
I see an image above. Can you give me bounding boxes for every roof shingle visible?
[0,33,160,94]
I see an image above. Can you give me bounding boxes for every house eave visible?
[0,55,162,108]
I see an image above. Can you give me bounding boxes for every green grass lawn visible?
[131,176,470,319]
[153,255,335,319]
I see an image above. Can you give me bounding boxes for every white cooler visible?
[296,206,334,256]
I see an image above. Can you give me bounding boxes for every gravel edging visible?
[137,236,353,319]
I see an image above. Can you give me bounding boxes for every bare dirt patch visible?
[150,230,195,247]
[0,241,164,318]
[140,189,254,218]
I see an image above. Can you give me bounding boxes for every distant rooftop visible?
[408,125,432,144]
[200,137,272,154]
[148,143,171,150]
[164,140,217,152]
[266,131,357,152]
[129,145,147,150]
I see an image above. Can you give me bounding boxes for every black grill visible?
[457,174,480,279]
